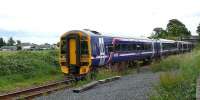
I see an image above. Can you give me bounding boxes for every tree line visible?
[197,23,200,38]
[0,37,21,49]
[150,19,194,40]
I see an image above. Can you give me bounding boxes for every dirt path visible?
[35,67,160,100]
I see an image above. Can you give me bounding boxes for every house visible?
[0,46,17,51]
[38,43,53,50]
[21,43,33,50]
[53,43,59,49]
[181,35,199,45]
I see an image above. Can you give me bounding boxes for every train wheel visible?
[63,73,74,80]
[143,58,152,65]
[128,61,134,68]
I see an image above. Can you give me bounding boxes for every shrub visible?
[151,72,196,100]
[151,55,182,72]
[150,50,200,100]
[0,50,62,92]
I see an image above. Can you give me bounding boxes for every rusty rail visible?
[0,79,74,100]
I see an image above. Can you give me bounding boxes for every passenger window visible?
[107,44,113,52]
[145,44,152,51]
[132,44,136,51]
[108,46,113,52]
[137,44,142,50]
[144,44,147,51]
[141,44,145,51]
[61,37,67,54]
[122,44,129,51]
[128,44,132,51]
[115,44,120,52]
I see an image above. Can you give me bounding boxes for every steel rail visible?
[0,79,74,100]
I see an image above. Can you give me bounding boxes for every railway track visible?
[0,79,74,100]
[0,64,149,100]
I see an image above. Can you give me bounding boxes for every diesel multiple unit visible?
[59,29,193,77]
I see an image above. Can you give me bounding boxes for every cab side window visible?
[81,41,88,55]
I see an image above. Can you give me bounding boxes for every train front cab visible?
[60,31,92,76]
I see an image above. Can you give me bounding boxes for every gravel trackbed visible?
[35,67,160,100]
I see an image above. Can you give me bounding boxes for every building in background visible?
[181,35,199,45]
[0,46,17,51]
[21,43,34,50]
[0,42,58,51]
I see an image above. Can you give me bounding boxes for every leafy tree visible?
[166,19,191,39]
[150,27,167,39]
[7,37,15,46]
[0,37,4,47]
[16,40,21,45]
[56,42,60,47]
[16,40,22,50]
[197,23,200,39]
[0,37,6,47]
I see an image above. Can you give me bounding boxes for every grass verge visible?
[0,50,63,93]
[0,50,136,93]
[150,50,200,100]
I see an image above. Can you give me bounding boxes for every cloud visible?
[0,28,59,44]
[0,0,200,44]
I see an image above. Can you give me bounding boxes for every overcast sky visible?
[0,0,200,44]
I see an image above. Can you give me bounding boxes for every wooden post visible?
[136,61,140,73]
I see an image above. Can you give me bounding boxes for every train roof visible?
[158,39,176,43]
[176,40,192,44]
[83,29,155,42]
[63,29,193,44]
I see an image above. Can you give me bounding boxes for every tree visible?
[0,37,4,47]
[0,37,6,47]
[16,40,21,45]
[7,37,15,46]
[16,40,22,50]
[197,23,200,39]
[56,42,60,47]
[150,27,167,39]
[166,19,191,39]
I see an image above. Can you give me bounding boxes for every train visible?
[59,29,193,77]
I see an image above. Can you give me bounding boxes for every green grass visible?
[0,50,137,93]
[0,50,63,93]
[151,54,183,72]
[150,49,200,100]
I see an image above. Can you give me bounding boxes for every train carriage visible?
[160,39,178,56]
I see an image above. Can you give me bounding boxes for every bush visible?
[150,50,200,100]
[0,50,62,92]
[151,72,196,100]
[151,55,182,72]
[0,50,60,76]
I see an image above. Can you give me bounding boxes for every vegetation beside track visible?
[0,50,137,93]
[150,48,200,100]
[0,50,63,92]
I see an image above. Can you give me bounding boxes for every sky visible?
[0,0,200,44]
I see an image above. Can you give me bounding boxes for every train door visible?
[99,37,106,66]
[136,41,142,60]
[151,41,155,58]
[160,42,163,57]
[69,39,77,65]
[66,34,80,74]
[154,41,161,58]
